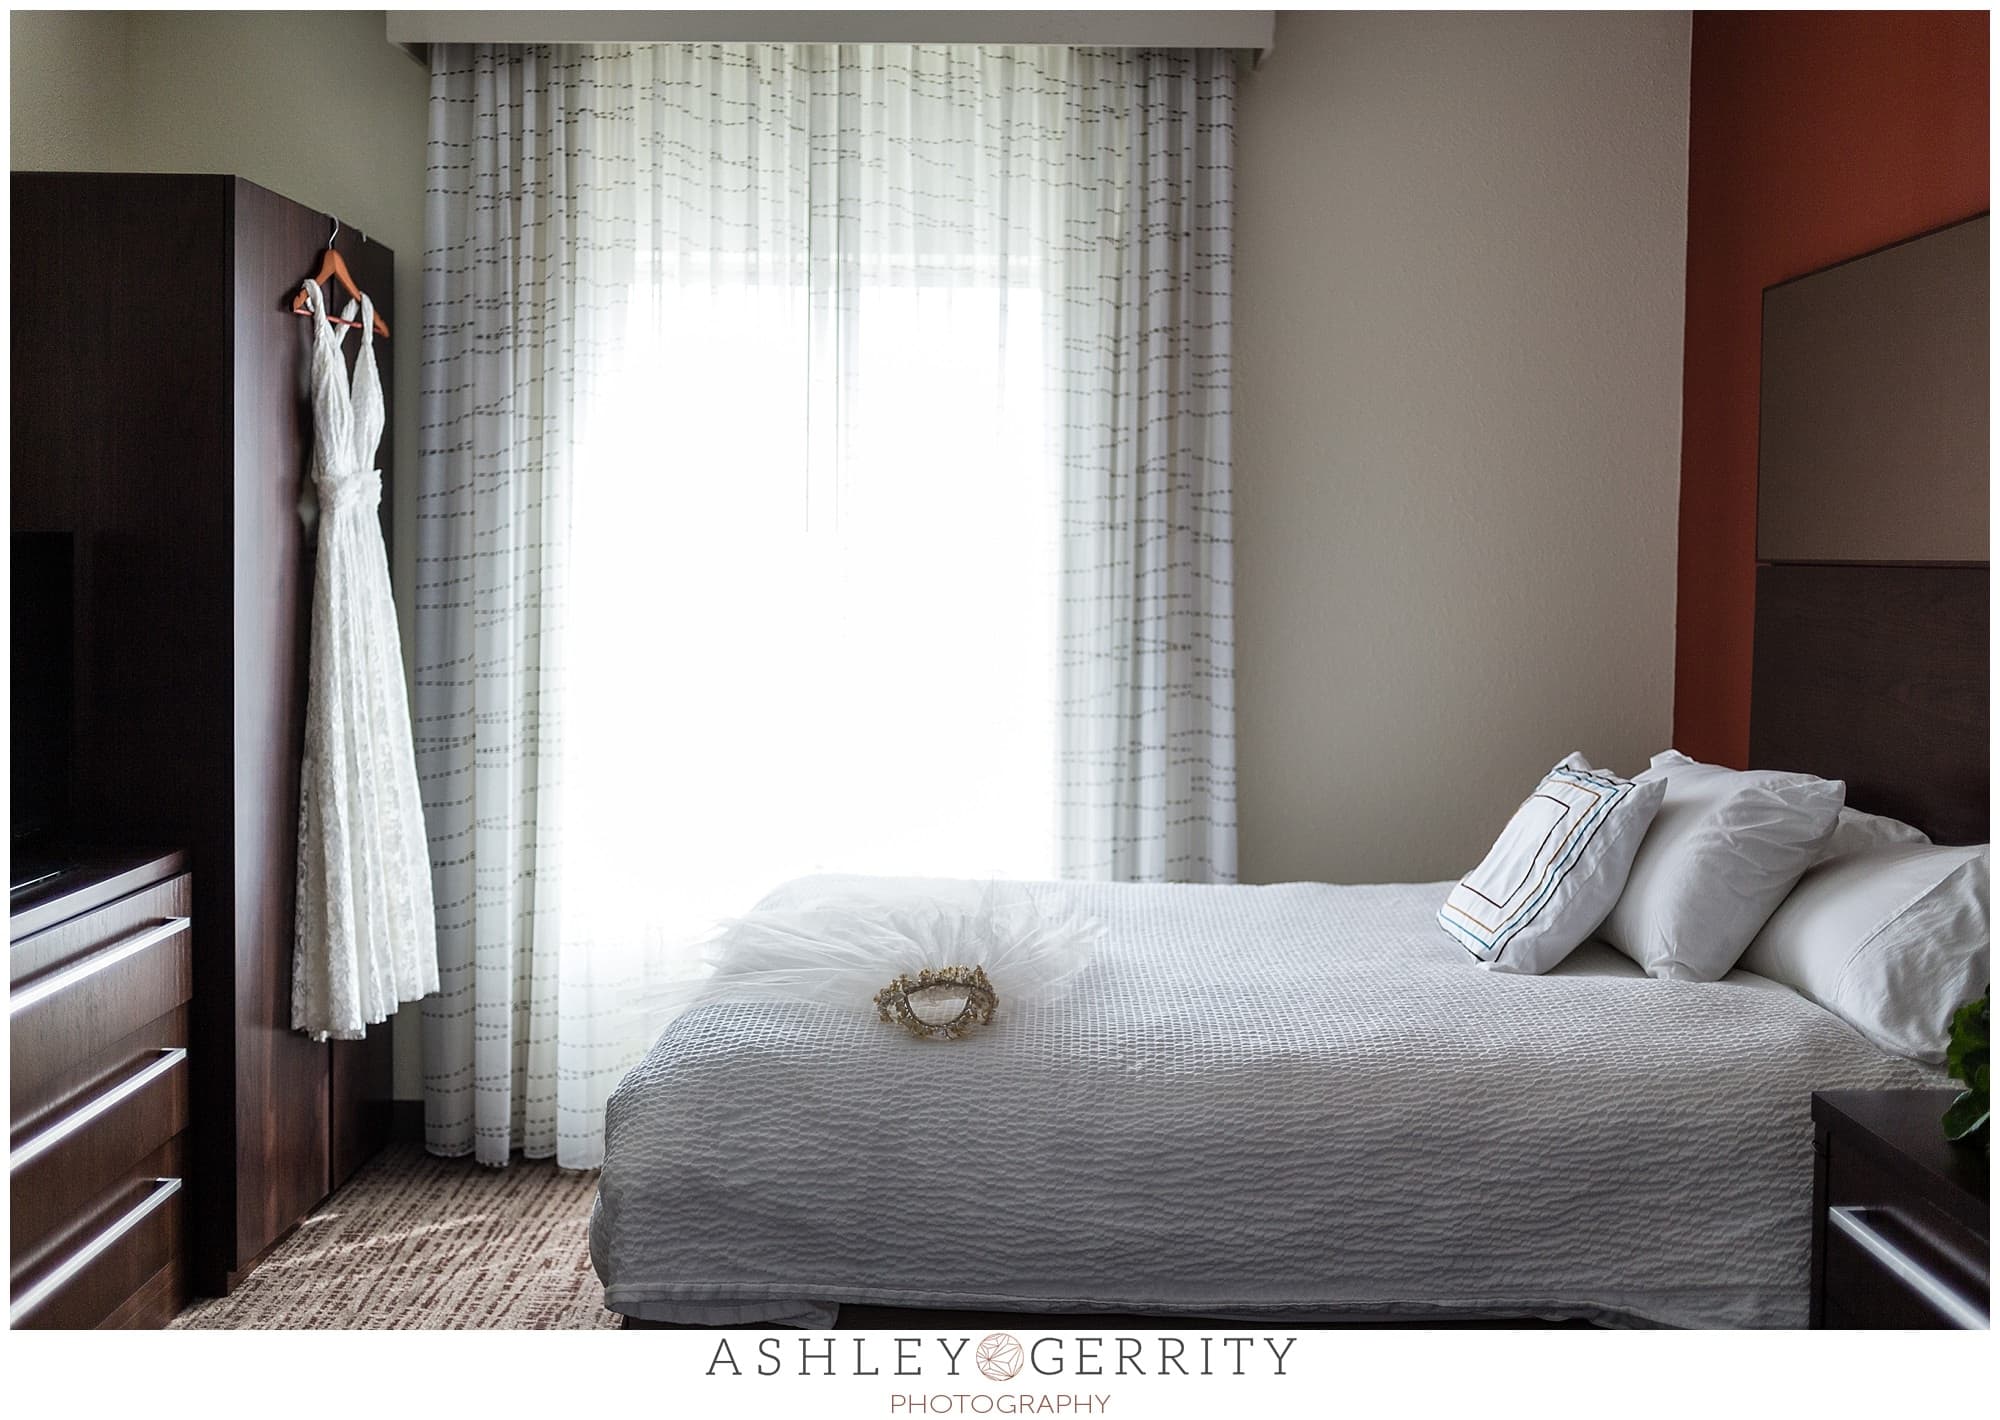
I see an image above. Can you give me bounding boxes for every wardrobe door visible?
[231,179,398,1221]
[229,177,332,1275]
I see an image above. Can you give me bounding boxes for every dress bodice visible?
[299,277,386,514]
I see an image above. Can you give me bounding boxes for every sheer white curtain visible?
[418,43,1234,1167]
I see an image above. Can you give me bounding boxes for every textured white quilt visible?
[590,877,1937,1328]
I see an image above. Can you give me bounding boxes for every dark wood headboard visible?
[1748,215,1990,846]
[1749,563,1988,844]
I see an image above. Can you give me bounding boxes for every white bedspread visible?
[590,877,1937,1328]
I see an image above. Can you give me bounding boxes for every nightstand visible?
[1811,1089,1989,1329]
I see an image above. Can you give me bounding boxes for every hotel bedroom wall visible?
[1234,11,1692,884]
[9,8,432,1100]
[1674,9,1989,768]
[13,11,1694,1082]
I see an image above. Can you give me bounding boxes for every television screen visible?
[11,531,75,863]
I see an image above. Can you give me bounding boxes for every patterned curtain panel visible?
[419,43,1237,1168]
[418,46,626,1169]
[1052,54,1237,883]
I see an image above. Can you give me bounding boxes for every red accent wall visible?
[1674,10,1988,765]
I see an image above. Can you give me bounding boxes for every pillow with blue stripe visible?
[1438,753,1666,974]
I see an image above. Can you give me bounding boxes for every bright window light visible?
[562,265,1059,962]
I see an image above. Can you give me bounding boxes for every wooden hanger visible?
[291,218,390,338]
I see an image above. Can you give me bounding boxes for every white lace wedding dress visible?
[292,278,439,1040]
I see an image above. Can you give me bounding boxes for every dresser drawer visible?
[1812,1090,1990,1330]
[1822,1205,1989,1329]
[9,856,192,1332]
[10,1144,184,1329]
[10,912,192,1118]
[1825,1130,1989,1300]
[10,871,190,986]
[11,1047,189,1259]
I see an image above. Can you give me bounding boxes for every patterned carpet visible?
[171,1144,619,1329]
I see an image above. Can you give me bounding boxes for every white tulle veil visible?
[642,877,1101,1037]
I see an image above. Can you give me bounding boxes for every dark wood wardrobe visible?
[11,173,396,1295]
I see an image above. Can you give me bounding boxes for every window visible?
[563,257,1061,958]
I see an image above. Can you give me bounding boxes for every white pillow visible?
[1597,750,1844,981]
[1823,806,1931,859]
[1439,753,1666,975]
[1739,843,1989,1063]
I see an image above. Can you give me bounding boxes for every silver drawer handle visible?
[1829,1205,1990,1330]
[9,1048,188,1172]
[9,918,190,1015]
[9,1176,182,1326]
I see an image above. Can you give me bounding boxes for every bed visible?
[590,873,1940,1329]
[589,545,1985,1330]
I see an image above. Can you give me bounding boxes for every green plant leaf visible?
[1941,1089,1989,1145]
[1942,991,1990,1148]
[1944,990,1989,1088]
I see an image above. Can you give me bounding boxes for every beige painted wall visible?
[9,9,135,165]
[1234,10,1689,885]
[12,8,431,1094]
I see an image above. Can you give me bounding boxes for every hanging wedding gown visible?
[292,278,440,1040]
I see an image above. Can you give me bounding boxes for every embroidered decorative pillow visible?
[1438,754,1666,974]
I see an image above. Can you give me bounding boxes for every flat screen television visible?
[11,530,76,890]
